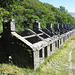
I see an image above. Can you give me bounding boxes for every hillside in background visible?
[69,12,75,18]
[69,12,75,15]
[0,0,75,33]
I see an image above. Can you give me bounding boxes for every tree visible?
[0,0,75,33]
[59,6,66,13]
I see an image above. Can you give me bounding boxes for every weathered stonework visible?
[0,19,75,70]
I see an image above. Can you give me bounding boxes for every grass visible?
[71,43,75,75]
[36,34,75,75]
[0,64,33,75]
[71,48,75,64]
[0,34,75,75]
[72,69,75,75]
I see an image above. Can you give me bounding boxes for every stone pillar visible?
[10,19,15,32]
[54,24,60,35]
[63,36,65,42]
[42,48,45,59]
[33,50,39,70]
[61,38,63,45]
[58,39,61,48]
[47,45,50,57]
[2,19,15,56]
[46,23,52,30]
[64,35,66,42]
[55,41,57,48]
[58,40,59,48]
[33,19,41,31]
[52,42,56,53]
[55,40,59,49]
[3,19,15,34]
[65,34,67,41]
[69,32,70,38]
[39,49,44,64]
[60,38,63,46]
[38,22,40,30]
[55,40,59,48]
[59,24,64,34]
[59,24,63,29]
[46,23,55,37]
[63,24,67,33]
[68,34,69,39]
[54,24,59,30]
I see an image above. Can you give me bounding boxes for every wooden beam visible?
[23,35,36,39]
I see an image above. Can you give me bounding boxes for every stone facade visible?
[0,19,75,70]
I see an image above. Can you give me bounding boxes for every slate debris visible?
[10,72,17,75]
[60,55,63,57]
[63,63,69,67]
[2,71,6,74]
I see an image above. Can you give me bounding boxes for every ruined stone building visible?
[0,19,75,70]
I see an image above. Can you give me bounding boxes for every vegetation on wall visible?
[0,0,75,33]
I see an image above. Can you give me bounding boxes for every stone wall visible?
[0,19,75,70]
[11,38,34,68]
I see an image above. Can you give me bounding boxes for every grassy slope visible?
[0,34,75,75]
[71,37,75,75]
[35,34,75,75]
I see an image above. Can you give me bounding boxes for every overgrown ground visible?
[71,45,75,75]
[0,34,75,75]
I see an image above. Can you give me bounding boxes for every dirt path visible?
[69,43,75,75]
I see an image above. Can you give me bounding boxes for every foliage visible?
[0,8,9,21]
[0,0,75,33]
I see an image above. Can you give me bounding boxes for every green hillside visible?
[0,0,75,33]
